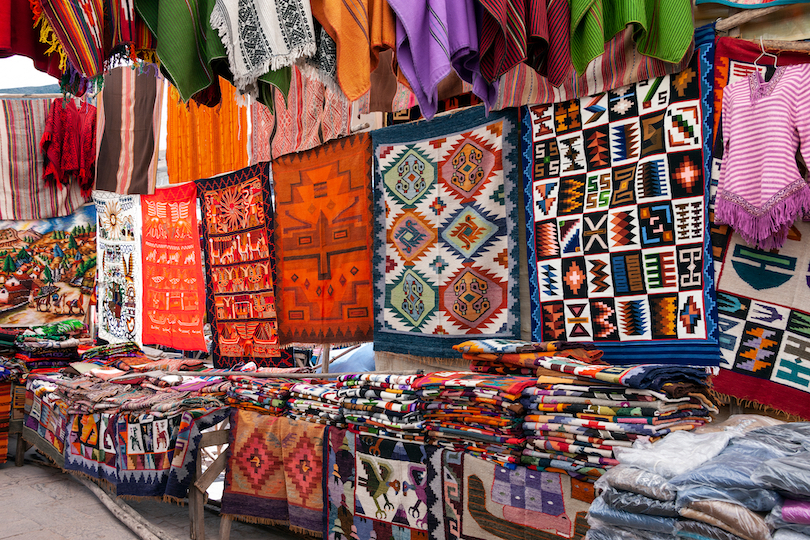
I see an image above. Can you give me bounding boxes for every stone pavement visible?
[0,434,304,540]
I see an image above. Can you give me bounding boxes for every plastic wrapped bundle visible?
[600,486,680,517]
[596,465,677,501]
[588,497,679,534]
[678,500,771,540]
[752,451,810,500]
[768,504,810,537]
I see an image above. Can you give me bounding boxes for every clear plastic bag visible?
[774,530,810,540]
[694,414,784,434]
[585,516,678,540]
[679,500,772,540]
[600,486,680,517]
[676,518,752,540]
[752,451,810,500]
[768,504,810,536]
[588,497,679,535]
[595,464,677,501]
[614,430,740,479]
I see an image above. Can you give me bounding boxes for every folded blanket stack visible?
[227,375,294,415]
[586,422,810,540]
[336,374,425,442]
[286,381,345,427]
[455,338,606,376]
[81,342,149,369]
[412,371,536,468]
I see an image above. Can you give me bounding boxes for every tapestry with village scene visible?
[0,204,96,325]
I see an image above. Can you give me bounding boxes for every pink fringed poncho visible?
[716,64,810,250]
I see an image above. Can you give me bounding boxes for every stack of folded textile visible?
[286,381,344,427]
[227,375,294,415]
[81,342,149,370]
[455,339,606,375]
[519,357,717,482]
[412,371,536,467]
[336,374,425,442]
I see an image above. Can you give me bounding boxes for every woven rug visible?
[95,191,143,344]
[0,98,88,220]
[197,164,282,368]
[63,412,119,486]
[444,452,590,540]
[140,184,207,351]
[95,66,163,195]
[325,428,444,540]
[37,0,105,78]
[521,54,720,365]
[705,37,810,418]
[117,407,227,500]
[0,381,10,464]
[222,410,325,536]
[0,203,96,326]
[24,382,70,455]
[273,133,374,346]
[372,106,522,359]
[166,78,248,185]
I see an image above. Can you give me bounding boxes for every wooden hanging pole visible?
[716,5,787,32]
[322,344,331,374]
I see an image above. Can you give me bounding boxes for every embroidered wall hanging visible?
[221,410,325,536]
[140,184,207,351]
[707,37,810,419]
[0,203,96,326]
[273,133,374,346]
[95,191,143,344]
[197,163,281,368]
[372,106,521,358]
[522,56,719,365]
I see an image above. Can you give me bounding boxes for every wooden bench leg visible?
[15,435,28,467]
[219,515,231,540]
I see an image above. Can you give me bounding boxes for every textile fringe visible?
[715,187,810,250]
[222,513,290,527]
[708,388,806,422]
[297,61,343,97]
[63,469,116,493]
[118,494,164,503]
[290,524,323,538]
[162,495,188,506]
[209,6,316,95]
[33,11,68,71]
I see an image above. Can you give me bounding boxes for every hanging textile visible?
[521,54,719,365]
[41,98,97,197]
[221,411,325,536]
[0,0,63,79]
[495,26,694,110]
[140,184,207,351]
[0,98,88,220]
[249,101,274,165]
[372,106,522,358]
[94,191,143,345]
[389,0,497,119]
[110,0,156,56]
[36,0,105,78]
[0,204,96,326]
[309,0,396,101]
[197,163,281,368]
[209,0,316,94]
[707,37,810,420]
[166,78,248,185]
[569,0,694,75]
[95,66,163,195]
[268,65,352,159]
[273,133,374,346]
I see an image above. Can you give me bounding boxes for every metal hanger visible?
[754,36,779,68]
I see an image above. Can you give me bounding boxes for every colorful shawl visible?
[273,133,374,346]
[166,78,248,185]
[521,53,720,365]
[95,191,142,344]
[0,98,88,219]
[250,100,274,165]
[197,163,281,368]
[41,98,97,197]
[210,0,316,94]
[140,184,207,351]
[389,0,497,119]
[569,0,693,75]
[494,27,694,110]
[109,0,156,55]
[37,0,105,78]
[0,204,96,326]
[268,65,352,160]
[310,0,396,101]
[95,66,163,195]
[372,106,521,358]
[221,410,325,536]
[0,0,63,80]
[706,37,810,420]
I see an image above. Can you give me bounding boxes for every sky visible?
[0,56,59,90]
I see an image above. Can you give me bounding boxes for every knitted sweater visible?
[716,64,810,250]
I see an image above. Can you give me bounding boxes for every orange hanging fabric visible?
[166,77,248,185]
